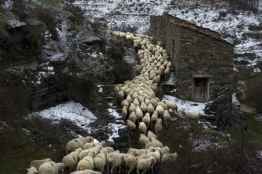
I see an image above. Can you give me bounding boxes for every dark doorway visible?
[193,77,209,102]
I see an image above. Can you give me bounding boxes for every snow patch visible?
[107,108,126,142]
[163,95,207,118]
[108,108,122,119]
[97,84,104,93]
[2,0,13,9]
[75,0,262,68]
[74,0,171,33]
[107,123,126,142]
[34,101,97,132]
[232,93,240,107]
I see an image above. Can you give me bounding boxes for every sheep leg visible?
[118,166,122,174]
[128,167,133,174]
[136,168,140,174]
[107,164,112,174]
[110,166,114,174]
[151,166,155,174]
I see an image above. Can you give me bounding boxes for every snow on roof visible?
[161,14,233,46]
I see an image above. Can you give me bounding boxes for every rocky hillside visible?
[74,0,262,71]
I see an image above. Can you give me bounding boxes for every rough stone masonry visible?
[150,14,234,103]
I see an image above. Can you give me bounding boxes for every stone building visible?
[150,14,234,102]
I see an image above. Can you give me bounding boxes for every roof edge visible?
[151,14,234,47]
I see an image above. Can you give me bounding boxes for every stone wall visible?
[150,14,234,102]
[229,0,261,12]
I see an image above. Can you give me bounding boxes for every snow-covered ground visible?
[169,7,262,70]
[2,0,13,9]
[74,0,171,33]
[33,101,97,133]
[163,95,207,118]
[74,0,262,69]
[32,100,126,142]
[107,107,126,142]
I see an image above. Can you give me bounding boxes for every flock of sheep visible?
[27,135,176,174]
[26,32,178,174]
[113,32,178,135]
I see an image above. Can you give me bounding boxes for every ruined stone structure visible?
[150,14,234,102]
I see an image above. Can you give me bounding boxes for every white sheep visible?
[142,113,151,126]
[134,98,140,105]
[164,66,170,74]
[66,136,91,153]
[27,167,38,174]
[129,103,136,113]
[147,131,157,139]
[141,102,147,113]
[146,137,163,148]
[123,154,137,174]
[162,152,178,162]
[138,95,144,103]
[128,111,137,123]
[126,95,133,102]
[164,100,178,111]
[127,148,147,157]
[147,151,161,164]
[122,106,128,118]
[70,169,102,174]
[151,111,159,122]
[135,106,144,120]
[163,110,171,123]
[107,151,123,174]
[156,105,164,115]
[79,145,102,159]
[147,103,155,113]
[63,148,82,171]
[83,142,96,150]
[56,163,65,173]
[136,156,154,174]
[77,156,94,171]
[154,118,163,134]
[159,146,170,155]
[144,98,150,105]
[139,133,150,145]
[118,90,125,98]
[127,120,136,130]
[139,122,147,134]
[39,161,58,174]
[185,111,200,118]
[159,102,168,110]
[93,153,106,172]
[30,158,52,169]
[100,147,114,154]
